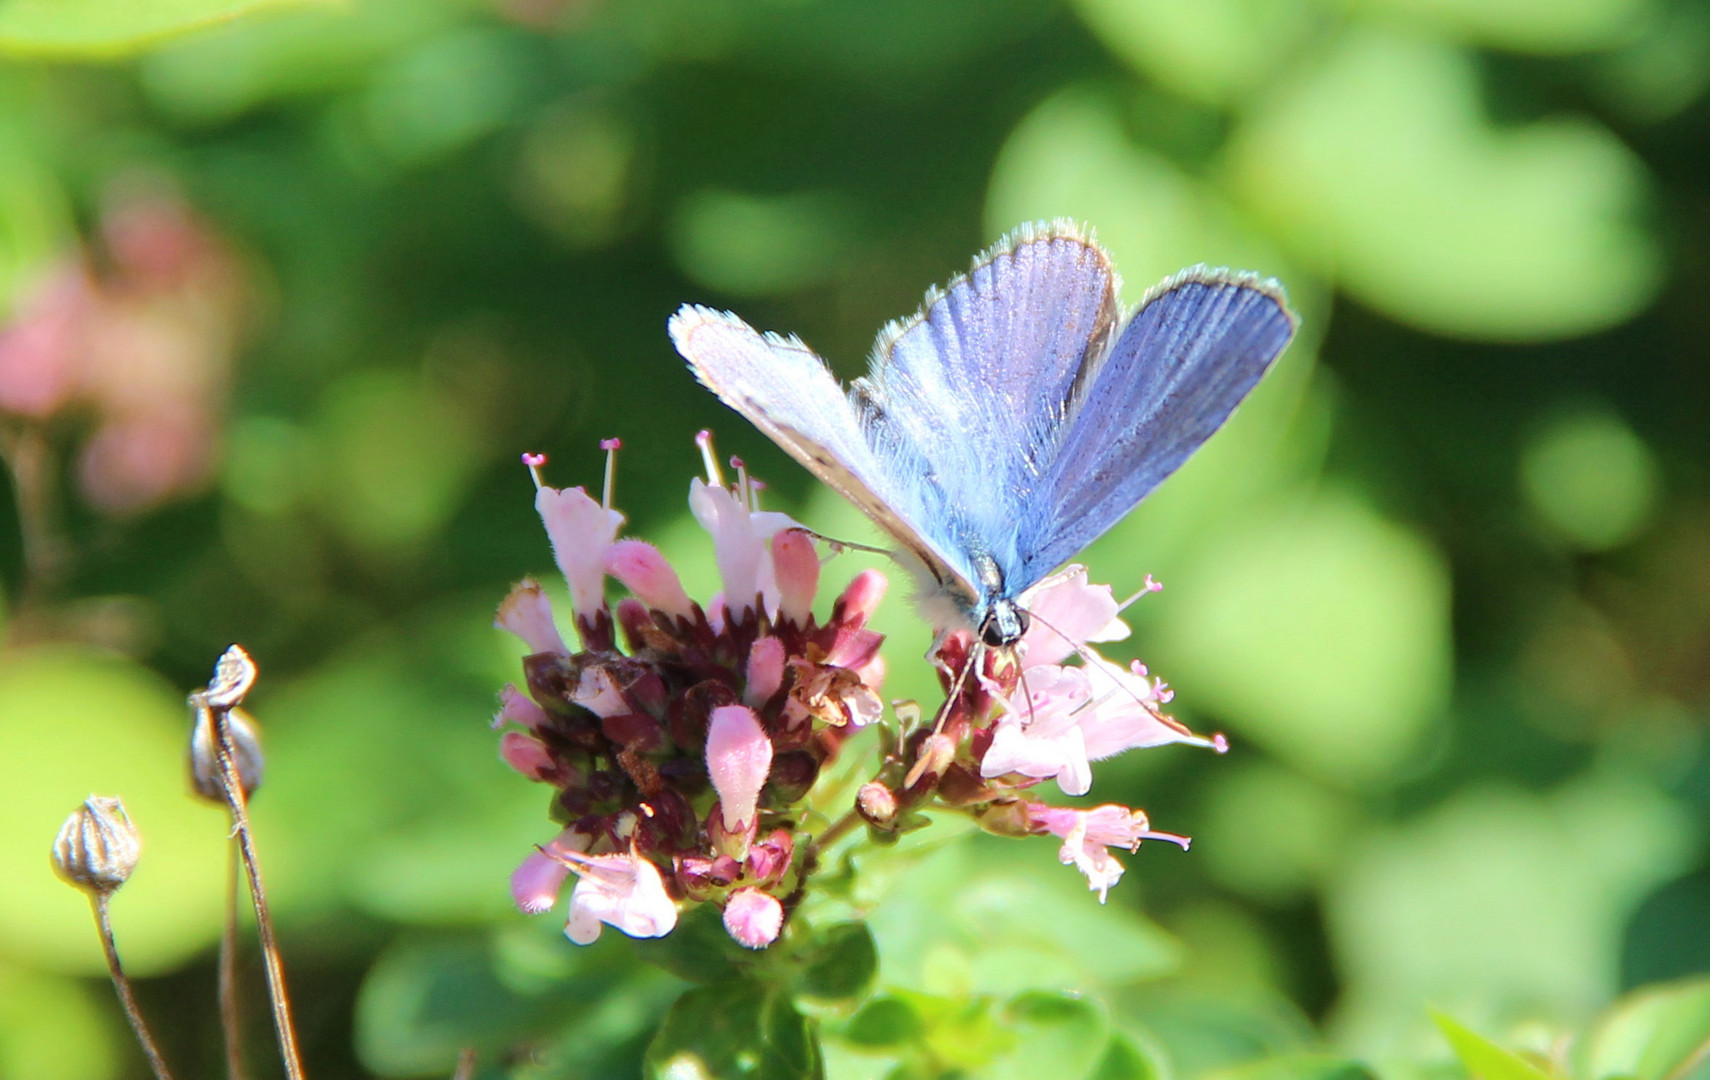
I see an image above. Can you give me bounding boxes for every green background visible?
[0,0,1706,1076]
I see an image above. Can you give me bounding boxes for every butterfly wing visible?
[855,221,1119,587]
[669,305,981,610]
[1013,267,1298,585]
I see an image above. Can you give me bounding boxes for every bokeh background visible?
[0,0,1706,1076]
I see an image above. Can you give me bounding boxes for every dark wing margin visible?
[668,304,980,608]
[1014,268,1298,583]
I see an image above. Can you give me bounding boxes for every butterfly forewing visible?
[669,305,981,608]
[1014,270,1297,584]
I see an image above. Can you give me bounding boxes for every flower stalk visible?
[191,646,306,1080]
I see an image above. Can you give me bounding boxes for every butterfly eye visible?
[980,601,1029,648]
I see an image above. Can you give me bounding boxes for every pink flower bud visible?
[705,705,772,837]
[832,569,887,629]
[495,579,569,656]
[495,684,550,730]
[722,887,783,949]
[500,732,554,780]
[771,529,818,624]
[745,637,785,707]
[604,540,694,619]
[745,829,794,884]
[857,781,899,827]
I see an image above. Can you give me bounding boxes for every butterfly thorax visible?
[971,551,1030,647]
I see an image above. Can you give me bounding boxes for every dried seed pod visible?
[52,796,140,894]
[205,644,257,709]
[188,693,265,803]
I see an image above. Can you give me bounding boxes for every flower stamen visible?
[522,452,548,491]
[600,437,621,510]
[696,429,724,488]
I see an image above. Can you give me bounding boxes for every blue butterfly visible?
[670,220,1297,648]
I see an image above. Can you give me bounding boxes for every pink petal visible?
[746,637,785,707]
[771,529,819,624]
[604,540,694,619]
[500,732,554,779]
[562,852,678,944]
[495,579,569,655]
[1018,566,1129,668]
[705,704,772,832]
[494,684,550,730]
[832,569,887,630]
[537,485,624,625]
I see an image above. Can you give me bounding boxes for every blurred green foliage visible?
[0,0,1706,1076]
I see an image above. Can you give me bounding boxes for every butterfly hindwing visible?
[1015,268,1297,585]
[854,222,1119,586]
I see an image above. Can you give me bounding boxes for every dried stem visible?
[90,892,176,1080]
[452,1048,477,1080]
[213,705,306,1080]
[807,806,865,861]
[0,423,67,609]
[218,842,248,1080]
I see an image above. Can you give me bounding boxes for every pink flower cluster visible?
[496,437,1227,949]
[496,436,885,949]
[0,180,243,515]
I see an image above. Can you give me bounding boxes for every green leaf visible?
[1433,1012,1558,1080]
[1089,1034,1167,1080]
[354,928,679,1077]
[1204,1053,1380,1080]
[985,992,1111,1080]
[647,981,824,1080]
[1346,0,1650,53]
[632,902,757,985]
[1328,779,1693,1053]
[1581,979,1710,1080]
[796,923,880,1008]
[841,996,925,1049]
[0,0,323,58]
[1228,26,1661,341]
[861,835,1180,998]
[1149,488,1452,785]
[1067,0,1316,105]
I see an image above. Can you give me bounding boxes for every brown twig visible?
[452,1048,477,1080]
[0,423,68,611]
[213,705,306,1080]
[218,842,248,1080]
[91,891,176,1080]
